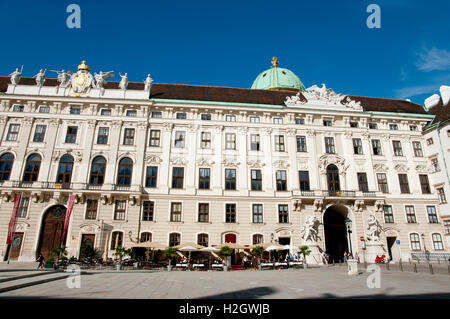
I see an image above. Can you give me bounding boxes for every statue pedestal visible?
[304,243,323,265]
[364,242,384,264]
[347,259,358,275]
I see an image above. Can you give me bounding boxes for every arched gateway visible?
[37,205,67,259]
[323,205,349,263]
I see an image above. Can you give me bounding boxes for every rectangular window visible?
[170,202,182,222]
[33,125,46,142]
[427,206,438,223]
[251,170,262,191]
[199,168,210,190]
[100,108,111,116]
[353,138,363,154]
[392,141,403,156]
[405,206,416,223]
[437,187,447,204]
[145,166,158,188]
[372,139,382,155]
[201,113,211,121]
[426,138,433,145]
[65,126,78,143]
[149,130,161,147]
[142,201,154,221]
[377,173,389,193]
[369,122,377,129]
[250,116,260,123]
[398,174,410,194]
[296,136,307,152]
[275,135,285,152]
[85,199,98,220]
[225,169,236,190]
[123,128,135,145]
[412,141,423,157]
[383,205,394,223]
[431,158,440,172]
[114,200,126,220]
[432,234,444,250]
[151,111,162,118]
[172,167,184,189]
[6,124,20,141]
[201,132,211,149]
[273,117,283,124]
[225,204,236,223]
[444,220,450,235]
[225,114,236,122]
[176,112,186,119]
[325,137,335,154]
[70,107,81,114]
[17,196,30,218]
[410,233,421,251]
[39,106,50,113]
[278,205,289,223]
[419,174,431,194]
[174,131,185,148]
[295,118,305,125]
[323,119,332,126]
[299,171,310,191]
[225,133,236,150]
[409,125,418,131]
[276,170,287,191]
[357,172,368,192]
[126,110,137,117]
[13,105,24,112]
[252,204,263,223]
[97,127,109,144]
[198,203,209,222]
[250,134,260,151]
[389,124,398,130]
[350,121,358,128]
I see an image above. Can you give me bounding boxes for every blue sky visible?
[0,0,449,105]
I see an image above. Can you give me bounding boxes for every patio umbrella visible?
[131,241,166,249]
[265,245,283,262]
[251,242,277,249]
[200,246,220,269]
[175,243,203,266]
[213,243,247,250]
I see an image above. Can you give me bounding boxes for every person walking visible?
[36,253,45,269]
[343,252,348,263]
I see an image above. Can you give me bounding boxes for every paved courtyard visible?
[0,262,449,299]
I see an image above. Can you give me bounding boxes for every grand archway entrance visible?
[37,205,67,259]
[323,205,348,263]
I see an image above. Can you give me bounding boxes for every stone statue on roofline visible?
[94,70,115,89]
[34,69,46,87]
[119,72,128,90]
[50,69,73,87]
[9,67,22,86]
[144,74,153,92]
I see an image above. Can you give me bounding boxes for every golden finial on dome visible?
[77,60,90,71]
[271,56,279,67]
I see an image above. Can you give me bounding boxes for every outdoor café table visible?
[275,262,288,268]
[290,262,303,268]
[176,263,188,269]
[260,262,274,269]
[193,264,205,270]
[212,264,224,270]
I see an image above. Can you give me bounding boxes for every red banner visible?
[60,195,76,244]
[6,194,22,245]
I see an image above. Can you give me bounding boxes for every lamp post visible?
[421,233,429,261]
[345,218,353,259]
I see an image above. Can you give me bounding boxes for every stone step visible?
[0,270,60,284]
[0,271,72,294]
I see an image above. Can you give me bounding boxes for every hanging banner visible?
[61,194,76,244]
[6,194,22,245]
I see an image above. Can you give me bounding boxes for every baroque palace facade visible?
[0,59,447,263]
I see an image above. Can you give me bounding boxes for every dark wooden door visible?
[10,233,24,260]
[81,234,95,248]
[224,233,236,243]
[327,164,340,195]
[38,205,66,259]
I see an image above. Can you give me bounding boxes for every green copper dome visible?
[251,57,305,91]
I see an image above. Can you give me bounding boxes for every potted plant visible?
[113,246,128,270]
[44,257,55,269]
[163,247,178,271]
[251,246,265,271]
[49,245,68,269]
[299,245,311,269]
[219,246,233,271]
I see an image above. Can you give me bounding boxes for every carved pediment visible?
[197,158,215,167]
[145,154,162,164]
[222,159,240,167]
[394,164,409,172]
[247,160,266,168]
[318,154,348,175]
[415,164,433,173]
[170,156,188,165]
[373,163,388,172]
[273,160,290,169]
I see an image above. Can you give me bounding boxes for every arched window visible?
[23,153,41,182]
[432,233,444,250]
[117,157,133,186]
[169,233,180,247]
[409,233,421,251]
[90,156,106,185]
[110,231,123,250]
[0,153,14,181]
[326,164,340,193]
[140,232,152,243]
[56,154,74,187]
[197,233,209,247]
[253,234,263,245]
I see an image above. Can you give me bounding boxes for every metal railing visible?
[411,252,450,262]
[12,181,34,188]
[321,190,356,197]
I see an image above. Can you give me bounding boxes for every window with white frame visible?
[149,130,161,147]
[151,111,162,118]
[100,108,111,116]
[250,116,260,123]
[17,196,30,218]
[13,104,24,112]
[273,117,283,124]
[201,132,211,149]
[114,200,126,220]
[39,106,50,113]
[225,133,236,150]
[405,205,416,223]
[174,131,185,148]
[432,233,444,250]
[444,220,450,235]
[426,138,433,145]
[427,206,438,223]
[85,199,98,220]
[389,124,398,130]
[412,141,423,157]
[252,204,263,223]
[6,124,20,141]
[275,135,285,152]
[126,110,137,117]
[409,233,421,251]
[437,187,447,204]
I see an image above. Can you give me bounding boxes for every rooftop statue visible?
[144,74,153,92]
[69,61,95,96]
[9,66,23,86]
[119,72,128,90]
[34,69,46,87]
[50,69,73,88]
[94,70,115,89]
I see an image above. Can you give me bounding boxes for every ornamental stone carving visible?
[373,163,388,172]
[286,128,297,136]
[273,160,290,169]
[222,159,240,167]
[170,157,188,165]
[301,215,321,243]
[247,160,266,168]
[197,158,215,167]
[318,154,348,175]
[354,200,365,212]
[163,122,174,131]
[415,164,433,173]
[145,154,162,164]
[314,199,323,213]
[394,164,409,172]
[292,199,302,212]
[374,200,385,213]
[366,214,382,242]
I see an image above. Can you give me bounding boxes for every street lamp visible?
[421,233,429,261]
[271,233,274,243]
[345,218,353,258]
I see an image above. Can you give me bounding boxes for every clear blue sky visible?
[0,0,449,105]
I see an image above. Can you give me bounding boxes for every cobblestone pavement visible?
[0,264,449,299]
